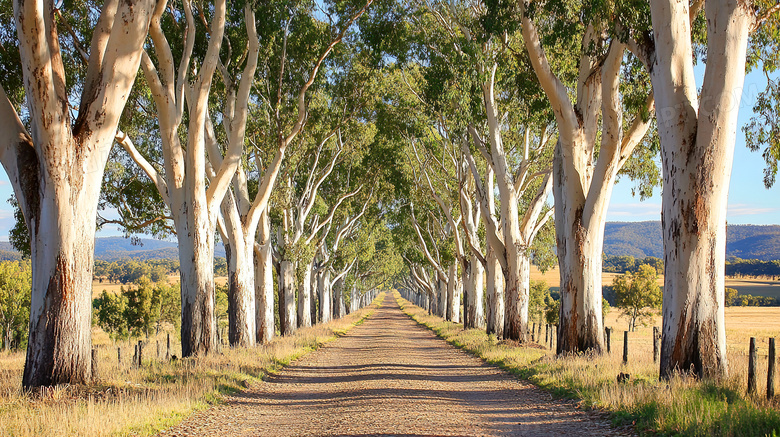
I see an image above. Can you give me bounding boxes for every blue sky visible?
[0,65,776,241]
[606,65,779,225]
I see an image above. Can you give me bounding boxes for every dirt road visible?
[160,294,630,436]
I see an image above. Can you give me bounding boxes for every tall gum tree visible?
[115,0,237,356]
[635,0,778,379]
[517,2,655,353]
[207,0,372,345]
[0,0,156,386]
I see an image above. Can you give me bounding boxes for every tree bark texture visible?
[648,0,750,379]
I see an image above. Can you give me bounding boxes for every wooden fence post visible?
[532,323,536,342]
[133,343,138,368]
[768,338,776,399]
[545,324,549,346]
[748,337,757,395]
[623,331,629,365]
[117,347,122,365]
[138,340,143,368]
[653,326,660,363]
[605,327,611,353]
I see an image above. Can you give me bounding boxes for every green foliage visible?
[93,278,181,340]
[613,265,661,331]
[94,259,178,284]
[724,288,739,307]
[529,280,550,323]
[215,283,229,334]
[544,294,559,325]
[93,291,130,341]
[0,260,31,350]
[725,257,780,278]
[7,196,29,259]
[744,1,780,188]
[602,254,663,274]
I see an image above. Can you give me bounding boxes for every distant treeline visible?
[725,258,780,279]
[602,255,663,274]
[725,288,779,307]
[603,255,780,279]
[93,257,228,284]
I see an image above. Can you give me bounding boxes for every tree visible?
[514,1,655,355]
[613,265,661,332]
[0,0,157,386]
[633,0,780,379]
[0,261,31,350]
[725,288,739,307]
[116,0,250,356]
[93,291,130,341]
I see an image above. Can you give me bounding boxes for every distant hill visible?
[0,237,226,261]
[604,222,780,261]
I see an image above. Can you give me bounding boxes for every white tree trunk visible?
[4,0,155,387]
[447,263,461,323]
[176,205,218,356]
[486,248,505,337]
[553,139,606,354]
[279,260,297,335]
[319,269,332,324]
[255,210,275,344]
[648,0,749,379]
[438,278,447,318]
[24,192,99,386]
[226,241,255,347]
[470,254,485,329]
[332,276,343,319]
[297,263,313,328]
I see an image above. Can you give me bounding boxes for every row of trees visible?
[2,0,779,387]
[396,0,780,381]
[0,0,408,387]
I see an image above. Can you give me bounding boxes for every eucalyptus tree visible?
[273,124,366,333]
[629,0,780,379]
[117,0,374,348]
[114,0,245,356]
[494,1,657,353]
[208,0,373,346]
[0,0,157,386]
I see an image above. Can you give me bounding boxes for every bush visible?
[613,264,662,331]
[0,260,31,350]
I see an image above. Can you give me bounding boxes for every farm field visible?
[91,275,229,299]
[531,265,780,298]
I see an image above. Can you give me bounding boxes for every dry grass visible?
[396,292,780,437]
[0,293,384,437]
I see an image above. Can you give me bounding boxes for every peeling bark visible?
[648,0,750,379]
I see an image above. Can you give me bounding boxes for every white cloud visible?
[727,204,778,217]
[607,202,661,219]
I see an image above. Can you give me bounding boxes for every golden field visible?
[531,265,780,298]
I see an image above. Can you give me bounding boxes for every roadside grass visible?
[395,292,780,437]
[0,292,383,437]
